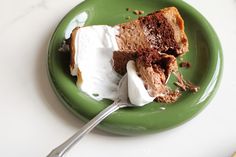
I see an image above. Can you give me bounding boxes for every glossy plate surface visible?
[48,0,223,135]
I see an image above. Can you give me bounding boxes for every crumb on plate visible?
[126,16,131,20]
[180,61,191,68]
[133,10,145,15]
[174,72,199,92]
[126,8,131,11]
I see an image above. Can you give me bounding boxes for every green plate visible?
[48,0,223,135]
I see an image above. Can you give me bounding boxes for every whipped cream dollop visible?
[126,61,155,106]
[71,25,120,100]
[71,25,154,105]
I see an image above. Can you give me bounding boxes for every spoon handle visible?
[47,101,121,157]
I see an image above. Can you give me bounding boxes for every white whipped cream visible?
[71,25,120,100]
[65,12,88,39]
[126,61,155,106]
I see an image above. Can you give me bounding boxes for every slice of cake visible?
[69,7,191,104]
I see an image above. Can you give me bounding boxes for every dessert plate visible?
[48,0,223,135]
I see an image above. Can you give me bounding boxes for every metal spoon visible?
[47,74,133,157]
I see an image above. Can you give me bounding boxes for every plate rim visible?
[47,0,223,135]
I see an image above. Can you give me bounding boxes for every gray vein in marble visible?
[10,0,48,24]
[0,0,50,33]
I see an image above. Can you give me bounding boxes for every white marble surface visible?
[0,0,236,157]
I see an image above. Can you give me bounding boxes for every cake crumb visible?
[174,72,199,92]
[133,10,145,15]
[126,8,131,11]
[156,90,181,103]
[185,81,199,92]
[139,10,145,14]
[174,72,187,91]
[58,40,70,52]
[180,61,191,68]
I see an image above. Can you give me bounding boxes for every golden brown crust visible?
[76,68,83,86]
[69,27,83,86]
[69,27,79,73]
